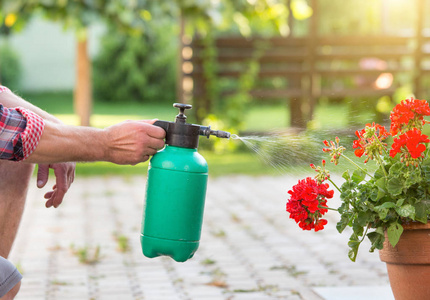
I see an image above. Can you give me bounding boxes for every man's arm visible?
[25,119,165,165]
[0,89,165,164]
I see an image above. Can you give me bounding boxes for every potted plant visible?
[286,98,430,300]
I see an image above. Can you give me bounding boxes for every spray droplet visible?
[230,134,240,140]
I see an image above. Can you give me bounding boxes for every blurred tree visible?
[0,44,22,90]
[1,0,149,126]
[93,19,177,104]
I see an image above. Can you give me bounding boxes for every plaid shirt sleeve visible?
[0,86,11,93]
[0,86,46,161]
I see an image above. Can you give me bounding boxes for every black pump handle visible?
[173,103,192,123]
[173,103,192,111]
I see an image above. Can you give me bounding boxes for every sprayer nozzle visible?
[212,130,231,139]
[199,126,231,139]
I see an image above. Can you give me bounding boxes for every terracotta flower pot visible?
[379,222,430,300]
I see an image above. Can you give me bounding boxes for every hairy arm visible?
[24,119,165,165]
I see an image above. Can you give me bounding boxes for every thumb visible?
[37,164,49,188]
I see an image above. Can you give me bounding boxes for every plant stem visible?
[318,205,338,212]
[374,132,389,157]
[360,226,370,243]
[340,154,374,178]
[375,154,388,178]
[328,177,341,192]
[350,226,370,262]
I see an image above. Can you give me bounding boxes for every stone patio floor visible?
[10,175,393,300]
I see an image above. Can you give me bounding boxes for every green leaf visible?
[375,177,386,190]
[387,223,403,248]
[387,177,403,196]
[368,230,385,252]
[377,202,396,209]
[396,198,405,207]
[389,162,404,176]
[375,202,397,220]
[405,170,421,187]
[395,204,415,219]
[373,178,387,201]
[374,166,386,179]
[357,211,372,227]
[352,169,366,183]
[348,248,358,262]
[347,235,360,262]
[377,207,389,220]
[342,170,350,181]
[414,200,430,223]
[336,213,351,233]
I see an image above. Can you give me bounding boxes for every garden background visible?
[1,0,429,177]
[1,1,428,299]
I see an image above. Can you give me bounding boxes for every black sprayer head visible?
[153,103,231,149]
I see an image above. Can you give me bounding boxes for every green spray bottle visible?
[141,103,230,262]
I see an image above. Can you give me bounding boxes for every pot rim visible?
[401,221,430,230]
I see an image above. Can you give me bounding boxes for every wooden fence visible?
[178,0,430,128]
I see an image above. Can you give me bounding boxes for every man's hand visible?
[103,120,166,165]
[37,163,76,208]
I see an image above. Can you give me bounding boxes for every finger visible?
[145,148,158,156]
[68,165,76,188]
[148,139,165,151]
[45,199,53,208]
[37,164,50,188]
[52,183,66,208]
[142,122,166,139]
[52,191,65,208]
[52,167,68,208]
[44,191,54,199]
[45,189,64,209]
[142,155,150,162]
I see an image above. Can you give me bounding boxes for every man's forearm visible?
[25,119,165,165]
[24,120,106,164]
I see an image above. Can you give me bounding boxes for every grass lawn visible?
[22,91,375,177]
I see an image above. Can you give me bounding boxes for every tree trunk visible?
[74,31,92,126]
[176,12,185,104]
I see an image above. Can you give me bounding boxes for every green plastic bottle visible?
[141,103,230,262]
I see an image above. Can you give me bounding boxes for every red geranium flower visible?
[390,97,430,135]
[353,122,389,163]
[390,128,430,165]
[286,177,334,232]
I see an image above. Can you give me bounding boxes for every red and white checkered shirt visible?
[0,86,45,161]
